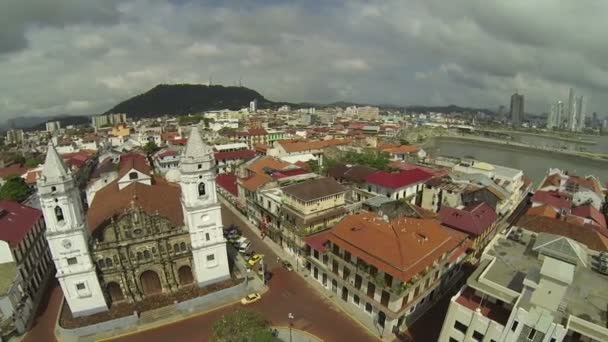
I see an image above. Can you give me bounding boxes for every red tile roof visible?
[517,214,608,251]
[0,201,42,247]
[572,205,607,228]
[388,162,450,177]
[216,173,238,197]
[526,205,558,219]
[328,212,468,283]
[239,174,271,192]
[157,150,179,158]
[248,128,268,136]
[118,154,151,178]
[214,150,257,161]
[87,177,182,234]
[439,202,498,237]
[365,169,434,189]
[531,191,572,210]
[0,165,27,179]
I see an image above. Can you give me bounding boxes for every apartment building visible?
[438,202,499,255]
[438,228,608,342]
[364,169,435,203]
[305,210,469,337]
[0,201,53,339]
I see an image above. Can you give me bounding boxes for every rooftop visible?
[365,168,435,190]
[468,230,608,330]
[439,202,498,237]
[0,201,43,247]
[328,212,468,283]
[282,177,345,202]
[517,214,608,251]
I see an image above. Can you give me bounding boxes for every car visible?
[282,260,293,271]
[240,293,261,305]
[247,254,264,266]
[238,241,252,253]
[243,250,255,259]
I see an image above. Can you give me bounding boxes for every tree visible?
[218,127,237,136]
[0,176,31,202]
[211,309,278,342]
[143,141,159,156]
[306,159,321,175]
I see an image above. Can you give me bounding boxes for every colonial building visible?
[0,201,53,339]
[38,127,230,318]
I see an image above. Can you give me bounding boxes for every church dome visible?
[165,169,181,183]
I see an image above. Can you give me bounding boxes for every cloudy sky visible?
[1,0,607,121]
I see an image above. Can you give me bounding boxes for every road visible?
[22,205,376,342]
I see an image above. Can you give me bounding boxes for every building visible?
[509,92,524,126]
[214,149,257,174]
[438,202,498,254]
[438,228,608,342]
[46,121,61,132]
[0,201,53,339]
[5,129,25,145]
[356,106,380,121]
[249,99,258,113]
[153,149,181,174]
[305,210,469,337]
[364,169,435,203]
[575,95,585,132]
[567,87,576,131]
[38,127,230,318]
[91,113,127,130]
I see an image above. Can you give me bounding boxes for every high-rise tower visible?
[510,92,524,126]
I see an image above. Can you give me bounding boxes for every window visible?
[51,186,56,192]
[198,182,206,196]
[365,303,372,313]
[143,250,151,259]
[106,258,113,267]
[206,254,215,261]
[180,242,187,251]
[55,206,64,222]
[76,283,86,290]
[98,259,106,268]
[449,338,459,342]
[353,294,360,305]
[527,329,536,340]
[197,164,202,169]
[137,252,143,261]
[472,331,484,342]
[205,233,210,241]
[174,244,179,253]
[511,321,518,332]
[453,320,467,334]
[67,257,77,265]
[129,172,138,180]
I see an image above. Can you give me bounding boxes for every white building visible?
[38,143,109,317]
[249,99,258,113]
[438,229,608,342]
[46,121,61,132]
[179,127,231,286]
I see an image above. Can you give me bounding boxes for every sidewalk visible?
[274,327,322,342]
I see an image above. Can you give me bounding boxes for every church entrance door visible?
[178,265,194,285]
[140,270,162,295]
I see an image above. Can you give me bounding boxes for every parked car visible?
[238,241,252,253]
[243,250,255,259]
[247,254,264,266]
[240,293,261,305]
[282,260,293,271]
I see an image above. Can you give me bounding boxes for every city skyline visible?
[1,1,608,120]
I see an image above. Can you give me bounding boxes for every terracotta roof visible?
[389,162,450,177]
[439,202,498,237]
[278,139,350,153]
[118,154,151,178]
[526,205,558,219]
[214,150,257,161]
[0,165,27,179]
[23,169,42,185]
[254,143,269,152]
[216,173,238,197]
[365,169,434,190]
[517,215,608,251]
[327,164,350,179]
[572,205,607,228]
[282,178,345,201]
[531,191,571,210]
[246,157,291,175]
[87,177,182,234]
[247,128,267,136]
[328,212,468,283]
[239,174,271,192]
[0,201,43,247]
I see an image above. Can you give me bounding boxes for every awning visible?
[304,231,331,253]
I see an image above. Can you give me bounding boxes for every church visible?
[37,127,231,317]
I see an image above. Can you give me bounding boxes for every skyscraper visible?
[510,92,524,126]
[547,103,557,129]
[575,95,585,131]
[567,87,577,131]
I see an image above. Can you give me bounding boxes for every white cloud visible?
[184,42,221,57]
[333,58,370,72]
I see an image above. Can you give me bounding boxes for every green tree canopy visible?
[143,141,160,156]
[211,309,278,342]
[342,150,391,170]
[0,176,31,202]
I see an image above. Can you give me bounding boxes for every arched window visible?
[174,244,179,253]
[198,182,206,196]
[106,258,113,267]
[129,172,138,180]
[144,250,151,259]
[180,242,187,251]
[98,259,106,268]
[137,252,143,261]
[55,206,64,222]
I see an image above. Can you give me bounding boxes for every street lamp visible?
[288,312,294,342]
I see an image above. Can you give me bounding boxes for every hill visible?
[406,104,494,115]
[1,115,91,132]
[105,84,273,118]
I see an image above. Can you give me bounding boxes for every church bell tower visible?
[179,127,230,286]
[38,143,108,317]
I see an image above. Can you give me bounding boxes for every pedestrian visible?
[276,256,281,263]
